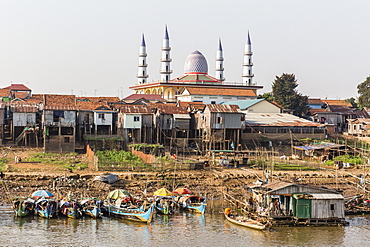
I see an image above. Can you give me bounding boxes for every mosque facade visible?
[129,26,263,104]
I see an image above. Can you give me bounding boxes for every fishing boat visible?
[80,198,103,218]
[154,188,174,215]
[174,195,206,214]
[34,198,58,218]
[105,203,155,223]
[224,208,266,230]
[155,197,174,215]
[59,198,82,219]
[12,198,35,217]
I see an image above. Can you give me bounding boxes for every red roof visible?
[3,84,31,91]
[151,104,189,114]
[0,89,11,97]
[124,94,165,101]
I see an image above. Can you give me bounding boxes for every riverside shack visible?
[249,181,347,225]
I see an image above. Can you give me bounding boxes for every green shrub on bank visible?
[0,158,8,171]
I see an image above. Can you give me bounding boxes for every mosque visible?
[128,26,263,104]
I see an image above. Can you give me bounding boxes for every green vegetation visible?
[96,150,153,169]
[249,159,317,171]
[325,155,365,165]
[22,152,87,171]
[0,158,8,172]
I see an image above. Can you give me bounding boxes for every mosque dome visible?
[184,50,208,74]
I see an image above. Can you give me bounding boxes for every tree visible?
[357,76,370,109]
[258,92,274,101]
[345,97,358,109]
[271,73,309,116]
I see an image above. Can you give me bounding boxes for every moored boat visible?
[80,198,103,218]
[35,198,58,218]
[12,198,35,217]
[174,195,206,214]
[224,208,266,230]
[59,198,82,219]
[105,203,155,223]
[154,188,175,215]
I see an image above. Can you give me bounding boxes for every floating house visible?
[249,181,347,225]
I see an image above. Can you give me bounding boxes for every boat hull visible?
[106,203,155,223]
[224,213,266,230]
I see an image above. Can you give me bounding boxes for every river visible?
[0,205,369,246]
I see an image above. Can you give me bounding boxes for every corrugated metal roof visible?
[173,114,191,119]
[245,113,324,127]
[43,106,77,110]
[307,193,344,199]
[119,105,152,114]
[206,104,241,113]
[10,105,38,113]
[221,99,265,110]
[153,104,189,114]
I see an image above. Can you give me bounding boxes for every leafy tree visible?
[271,73,309,116]
[357,76,370,109]
[345,97,358,109]
[258,92,274,101]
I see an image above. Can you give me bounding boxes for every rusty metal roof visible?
[43,106,77,111]
[118,105,152,114]
[245,113,324,127]
[152,104,189,114]
[205,104,240,113]
[77,101,111,111]
[10,105,38,113]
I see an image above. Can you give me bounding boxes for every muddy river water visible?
[0,205,369,246]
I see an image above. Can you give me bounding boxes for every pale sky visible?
[1,0,369,100]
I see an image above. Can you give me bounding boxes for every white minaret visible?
[137,34,148,84]
[242,31,254,85]
[215,38,225,82]
[160,25,172,82]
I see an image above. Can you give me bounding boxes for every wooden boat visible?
[59,199,82,219]
[12,198,35,217]
[105,203,155,223]
[174,195,206,214]
[80,198,103,218]
[154,197,174,215]
[224,208,266,230]
[35,198,58,218]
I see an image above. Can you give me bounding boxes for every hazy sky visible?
[1,0,369,99]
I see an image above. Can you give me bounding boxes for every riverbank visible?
[0,147,369,204]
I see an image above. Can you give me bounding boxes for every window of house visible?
[217,117,222,124]
[134,116,140,122]
[240,115,245,121]
[330,204,335,210]
[354,125,357,130]
[211,101,216,104]
[64,137,70,143]
[98,113,105,119]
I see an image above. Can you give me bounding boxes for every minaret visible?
[160,25,172,82]
[215,38,225,82]
[137,34,148,84]
[242,31,254,85]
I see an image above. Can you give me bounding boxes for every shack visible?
[248,181,347,225]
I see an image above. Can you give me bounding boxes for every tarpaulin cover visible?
[294,142,344,151]
[53,110,65,118]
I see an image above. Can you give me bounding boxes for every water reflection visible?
[0,204,369,246]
